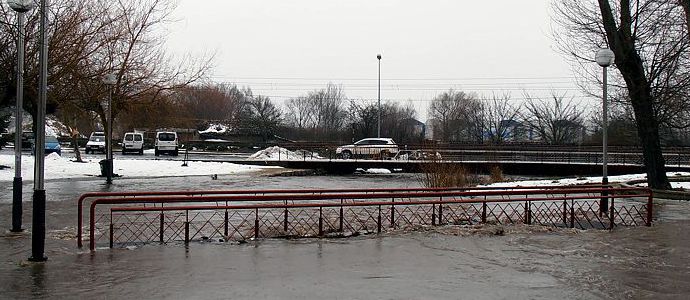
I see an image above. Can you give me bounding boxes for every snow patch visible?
[248,146,323,161]
[358,168,392,174]
[0,152,279,185]
[199,123,230,134]
[484,172,690,188]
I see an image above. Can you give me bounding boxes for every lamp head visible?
[595,48,615,67]
[6,0,34,13]
[377,54,381,60]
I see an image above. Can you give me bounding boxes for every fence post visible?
[224,209,229,237]
[109,211,113,249]
[438,197,443,225]
[432,204,436,226]
[159,211,164,244]
[339,199,344,232]
[255,208,260,239]
[562,200,567,226]
[482,202,487,223]
[646,192,653,227]
[377,205,382,233]
[184,210,189,244]
[608,196,615,229]
[524,201,530,225]
[318,207,324,236]
[284,200,289,233]
[570,200,575,229]
[390,198,396,228]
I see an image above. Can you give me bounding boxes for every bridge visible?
[223,149,690,176]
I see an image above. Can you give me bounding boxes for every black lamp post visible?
[7,0,34,233]
[377,54,381,138]
[102,73,117,184]
[29,0,48,262]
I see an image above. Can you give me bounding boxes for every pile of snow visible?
[0,152,278,182]
[199,123,230,134]
[4,113,71,137]
[484,172,690,189]
[357,168,392,174]
[248,146,323,161]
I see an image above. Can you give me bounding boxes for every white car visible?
[122,132,144,155]
[154,131,179,156]
[336,138,399,159]
[85,132,105,154]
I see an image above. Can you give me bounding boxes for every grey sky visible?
[166,0,585,121]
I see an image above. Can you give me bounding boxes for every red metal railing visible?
[85,186,653,251]
[76,185,607,247]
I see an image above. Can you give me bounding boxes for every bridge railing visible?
[254,144,690,167]
[85,186,653,251]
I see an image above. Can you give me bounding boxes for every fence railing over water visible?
[81,186,653,251]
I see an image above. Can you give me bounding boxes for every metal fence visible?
[82,186,653,251]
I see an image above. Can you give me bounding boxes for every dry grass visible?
[489,165,504,183]
[418,162,480,188]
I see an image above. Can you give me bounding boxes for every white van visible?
[122,132,144,155]
[154,131,178,156]
[85,132,106,154]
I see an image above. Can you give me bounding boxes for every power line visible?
[209,75,578,81]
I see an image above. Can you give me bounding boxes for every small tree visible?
[522,93,585,144]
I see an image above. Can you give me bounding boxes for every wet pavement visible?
[1,173,690,299]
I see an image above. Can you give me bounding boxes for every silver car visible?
[336,138,399,159]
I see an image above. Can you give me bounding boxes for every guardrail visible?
[84,186,653,251]
[245,144,690,167]
[77,185,606,248]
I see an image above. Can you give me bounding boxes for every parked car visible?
[154,131,178,156]
[32,135,61,156]
[122,132,144,155]
[85,132,106,154]
[335,138,399,159]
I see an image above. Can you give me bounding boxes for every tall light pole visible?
[29,0,48,262]
[7,0,34,233]
[103,73,117,184]
[596,48,615,213]
[377,54,381,138]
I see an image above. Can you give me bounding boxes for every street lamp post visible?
[377,54,381,138]
[103,73,117,184]
[596,48,615,213]
[29,0,48,262]
[7,0,35,233]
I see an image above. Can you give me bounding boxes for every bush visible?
[418,162,479,188]
[489,165,504,183]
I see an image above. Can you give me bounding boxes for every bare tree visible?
[482,93,523,144]
[245,95,281,142]
[1,0,212,154]
[427,90,481,142]
[551,0,689,188]
[522,93,586,144]
[285,96,315,130]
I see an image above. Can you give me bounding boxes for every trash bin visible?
[99,159,111,177]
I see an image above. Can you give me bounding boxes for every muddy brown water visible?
[1,173,689,299]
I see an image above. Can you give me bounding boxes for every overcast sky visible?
[166,0,587,121]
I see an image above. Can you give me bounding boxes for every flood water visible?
[1,172,689,299]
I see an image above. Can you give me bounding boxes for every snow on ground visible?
[357,168,392,174]
[484,172,690,188]
[0,153,277,182]
[198,123,230,134]
[248,146,323,161]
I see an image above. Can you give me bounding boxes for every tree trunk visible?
[598,0,671,190]
[681,0,690,39]
[629,90,671,189]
